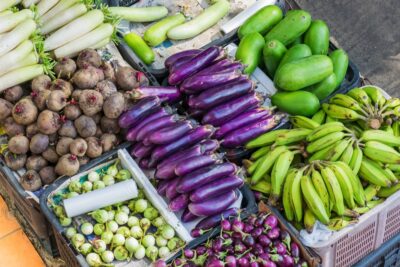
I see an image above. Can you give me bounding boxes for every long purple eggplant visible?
[169,194,189,212]
[148,120,196,145]
[199,139,220,154]
[125,107,171,141]
[157,179,170,196]
[182,208,198,223]
[150,125,215,166]
[175,154,221,177]
[195,58,236,76]
[214,108,273,139]
[156,156,186,180]
[195,208,239,230]
[168,46,222,85]
[221,114,285,148]
[181,71,243,94]
[165,178,181,200]
[202,93,262,126]
[130,143,153,159]
[169,55,194,72]
[119,96,161,128]
[176,162,237,193]
[188,190,237,216]
[164,49,201,68]
[139,158,150,169]
[157,144,204,170]
[190,175,244,203]
[189,78,253,110]
[132,86,181,103]
[188,107,204,119]
[136,115,181,142]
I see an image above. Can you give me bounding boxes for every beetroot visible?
[37,110,61,135]
[12,98,38,125]
[20,170,42,191]
[55,154,80,176]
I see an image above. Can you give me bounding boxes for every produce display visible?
[50,161,184,265]
[236,6,350,116]
[0,48,148,191]
[245,86,400,232]
[156,211,309,267]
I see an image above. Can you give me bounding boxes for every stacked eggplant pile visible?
[244,86,400,232]
[0,48,148,191]
[120,96,245,234]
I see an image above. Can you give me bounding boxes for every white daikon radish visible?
[0,52,38,76]
[91,38,111,50]
[0,65,44,92]
[0,0,18,12]
[0,9,34,34]
[0,40,33,75]
[0,19,36,57]
[0,11,13,17]
[37,0,60,17]
[40,0,79,24]
[22,0,39,8]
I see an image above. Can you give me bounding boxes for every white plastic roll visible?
[63,179,138,217]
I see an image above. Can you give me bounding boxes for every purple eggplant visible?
[281,255,295,267]
[189,190,237,216]
[130,143,153,159]
[119,96,161,128]
[169,194,189,212]
[157,179,169,196]
[157,144,204,170]
[281,230,291,248]
[150,125,215,166]
[268,227,281,240]
[156,156,186,180]
[225,256,237,267]
[136,114,181,141]
[200,139,220,154]
[181,208,198,222]
[124,107,172,141]
[221,115,283,148]
[168,46,222,85]
[190,175,244,202]
[139,158,150,169]
[164,49,201,68]
[202,93,262,126]
[169,55,194,73]
[189,78,253,110]
[132,86,181,103]
[176,162,237,193]
[214,108,273,139]
[264,214,279,229]
[175,154,221,177]
[148,120,196,145]
[274,241,287,255]
[195,208,238,230]
[165,178,180,200]
[290,242,300,258]
[258,234,272,247]
[181,71,243,94]
[195,59,239,76]
[187,107,204,119]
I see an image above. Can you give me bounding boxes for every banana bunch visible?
[322,86,400,130]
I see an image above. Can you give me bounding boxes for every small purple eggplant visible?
[270,254,284,266]
[196,246,207,256]
[281,255,295,267]
[234,241,247,254]
[135,114,181,141]
[180,71,244,94]
[265,214,279,229]
[175,154,221,177]
[267,227,281,240]
[165,49,201,68]
[274,241,287,255]
[139,158,150,169]
[169,193,189,212]
[238,257,249,267]
[119,96,161,128]
[258,234,272,247]
[176,162,237,193]
[195,208,238,230]
[290,242,300,258]
[225,256,237,267]
[165,178,181,200]
[251,227,263,238]
[181,208,198,223]
[281,230,291,248]
[132,86,181,103]
[130,143,153,159]
[261,261,277,267]
[188,191,237,217]
[148,120,196,145]
[202,93,263,126]
[168,46,222,85]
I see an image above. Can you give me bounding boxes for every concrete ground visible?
[297,0,400,97]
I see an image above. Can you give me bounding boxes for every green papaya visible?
[271,91,320,117]
[236,32,265,74]
[329,49,349,87]
[263,39,287,78]
[276,44,312,72]
[304,20,330,55]
[305,73,337,100]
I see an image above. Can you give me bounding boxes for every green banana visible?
[325,138,351,161]
[306,121,345,142]
[301,174,330,224]
[325,115,338,123]
[282,169,296,221]
[329,93,365,113]
[251,146,271,160]
[383,125,394,135]
[359,158,392,187]
[343,209,360,218]
[269,150,294,205]
[291,168,305,223]
[251,179,272,194]
[328,218,358,231]
[246,129,288,149]
[377,183,400,198]
[339,140,354,164]
[367,199,385,208]
[383,167,399,184]
[311,168,331,216]
[307,131,346,153]
[393,121,400,137]
[361,130,400,147]
[251,146,288,184]
[304,208,316,233]
[322,103,365,120]
[386,98,400,108]
[349,144,363,174]
[311,109,326,124]
[247,157,263,175]
[290,116,320,129]
[364,141,400,164]
[364,184,381,201]
[387,163,400,172]
[275,128,312,145]
[363,86,386,108]
[320,166,345,216]
[308,141,338,162]
[329,165,356,209]
[347,87,372,107]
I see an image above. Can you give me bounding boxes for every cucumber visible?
[329,49,349,87]
[236,32,265,74]
[277,44,312,72]
[304,20,330,55]
[124,32,155,65]
[144,13,185,47]
[305,73,337,100]
[274,55,333,91]
[265,10,312,45]
[238,5,283,39]
[272,91,320,117]
[263,39,287,78]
